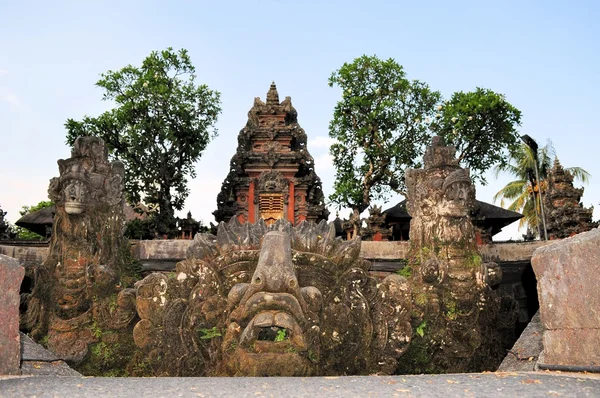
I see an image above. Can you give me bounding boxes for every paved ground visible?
[1,372,600,398]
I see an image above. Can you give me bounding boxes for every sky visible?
[1,0,598,240]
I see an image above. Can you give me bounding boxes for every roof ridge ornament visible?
[266,81,279,106]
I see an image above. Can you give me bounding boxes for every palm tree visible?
[493,139,590,237]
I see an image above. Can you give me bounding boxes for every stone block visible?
[543,329,600,366]
[0,254,25,375]
[531,228,600,366]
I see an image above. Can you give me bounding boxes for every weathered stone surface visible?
[20,361,81,376]
[544,159,597,239]
[131,219,412,376]
[132,239,191,260]
[398,136,517,374]
[0,254,24,375]
[498,312,544,372]
[0,245,48,268]
[213,83,329,225]
[23,136,138,370]
[532,228,600,365]
[20,333,58,362]
[19,332,81,376]
[360,241,410,260]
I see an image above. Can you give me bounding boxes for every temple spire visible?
[266,81,279,106]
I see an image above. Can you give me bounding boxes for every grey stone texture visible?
[0,254,24,375]
[498,312,544,372]
[532,228,600,366]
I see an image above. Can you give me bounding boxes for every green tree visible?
[493,139,590,236]
[433,88,522,184]
[65,48,221,236]
[328,55,441,236]
[0,204,15,239]
[328,55,523,237]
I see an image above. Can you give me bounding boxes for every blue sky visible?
[1,1,598,240]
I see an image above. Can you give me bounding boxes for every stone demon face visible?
[48,136,124,217]
[63,178,86,215]
[221,231,322,376]
[439,170,474,218]
[132,219,412,377]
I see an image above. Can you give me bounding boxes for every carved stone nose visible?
[250,231,298,294]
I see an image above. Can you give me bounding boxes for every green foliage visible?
[432,88,522,185]
[328,56,523,232]
[124,218,157,240]
[90,322,103,339]
[199,326,222,340]
[416,321,427,338]
[0,205,15,239]
[275,328,288,342]
[328,55,440,232]
[493,139,591,235]
[397,265,412,278]
[445,301,457,320]
[65,47,222,235]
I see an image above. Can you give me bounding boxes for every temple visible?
[544,159,597,239]
[213,83,329,225]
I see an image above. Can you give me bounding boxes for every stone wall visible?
[1,239,551,267]
[532,228,600,367]
[0,244,48,268]
[0,254,24,375]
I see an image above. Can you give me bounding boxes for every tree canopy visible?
[328,55,522,234]
[328,55,440,234]
[432,88,522,184]
[66,48,221,235]
[493,139,590,237]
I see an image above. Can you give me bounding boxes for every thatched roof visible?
[15,205,55,237]
[382,200,522,237]
[16,203,147,237]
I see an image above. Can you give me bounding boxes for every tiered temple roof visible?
[213,83,329,225]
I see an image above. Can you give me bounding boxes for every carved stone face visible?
[440,180,472,218]
[63,179,86,215]
[132,220,412,377]
[221,231,322,376]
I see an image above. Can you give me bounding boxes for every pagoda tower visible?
[544,158,597,239]
[213,83,329,225]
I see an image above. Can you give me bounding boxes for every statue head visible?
[48,137,124,216]
[439,169,474,218]
[221,231,322,376]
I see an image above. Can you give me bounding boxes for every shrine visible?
[213,83,329,225]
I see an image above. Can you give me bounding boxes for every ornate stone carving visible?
[25,137,138,364]
[130,219,412,376]
[400,136,514,373]
[213,83,329,224]
[544,159,597,239]
[363,205,391,241]
[256,170,289,194]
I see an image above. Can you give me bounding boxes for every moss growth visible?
[444,300,457,320]
[414,292,429,307]
[397,265,413,278]
[75,327,138,377]
[199,326,222,340]
[415,321,427,337]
